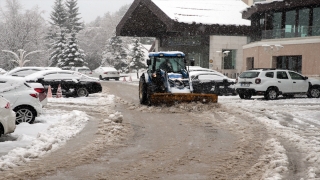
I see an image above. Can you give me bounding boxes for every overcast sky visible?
[0,0,134,23]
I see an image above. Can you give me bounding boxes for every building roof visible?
[116,0,252,37]
[152,0,250,26]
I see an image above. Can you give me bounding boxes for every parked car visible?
[93,66,120,81]
[0,96,16,136]
[235,69,320,100]
[190,71,236,95]
[25,70,103,97]
[71,66,93,76]
[0,68,6,75]
[4,67,61,77]
[0,76,43,124]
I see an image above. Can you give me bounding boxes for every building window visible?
[272,12,282,38]
[285,10,296,38]
[298,8,310,37]
[222,49,236,69]
[313,7,320,36]
[276,56,302,73]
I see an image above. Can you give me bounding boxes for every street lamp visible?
[262,44,283,67]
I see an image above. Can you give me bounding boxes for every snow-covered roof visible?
[152,0,251,26]
[241,0,283,13]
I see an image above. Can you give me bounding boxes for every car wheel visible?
[99,75,103,80]
[14,106,36,124]
[308,87,320,98]
[77,87,89,97]
[239,92,251,99]
[0,125,4,136]
[139,79,149,105]
[265,88,278,100]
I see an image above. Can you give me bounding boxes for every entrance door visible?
[246,57,254,70]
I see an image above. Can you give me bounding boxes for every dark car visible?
[191,72,236,96]
[25,70,102,97]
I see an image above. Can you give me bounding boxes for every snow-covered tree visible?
[0,0,48,68]
[2,49,42,67]
[58,30,85,68]
[50,29,67,67]
[65,0,83,33]
[129,38,147,78]
[101,35,129,72]
[48,0,68,67]
[50,0,68,28]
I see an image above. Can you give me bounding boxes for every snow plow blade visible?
[150,93,218,105]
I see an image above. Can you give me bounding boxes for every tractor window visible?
[155,57,185,73]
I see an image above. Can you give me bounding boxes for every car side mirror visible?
[304,76,308,80]
[146,59,151,66]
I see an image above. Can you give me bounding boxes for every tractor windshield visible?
[153,57,186,73]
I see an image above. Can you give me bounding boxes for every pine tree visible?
[48,0,68,67]
[50,29,67,67]
[59,30,85,68]
[101,35,129,72]
[50,0,67,28]
[129,38,147,78]
[65,0,83,33]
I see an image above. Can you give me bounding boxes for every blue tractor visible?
[139,51,218,105]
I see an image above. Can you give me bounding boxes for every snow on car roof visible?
[0,75,26,93]
[4,67,61,75]
[152,0,250,26]
[24,69,78,81]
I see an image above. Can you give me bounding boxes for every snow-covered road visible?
[1,80,320,179]
[218,96,320,179]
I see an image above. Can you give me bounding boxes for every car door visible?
[276,71,292,93]
[288,71,309,92]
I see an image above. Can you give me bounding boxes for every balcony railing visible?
[262,26,320,39]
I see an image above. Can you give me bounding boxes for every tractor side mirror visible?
[146,59,151,65]
[190,59,195,66]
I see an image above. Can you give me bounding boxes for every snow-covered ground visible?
[1,81,320,179]
[218,95,320,179]
[0,93,122,171]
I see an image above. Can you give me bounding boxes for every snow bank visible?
[0,110,89,171]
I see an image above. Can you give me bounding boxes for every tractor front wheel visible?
[139,78,149,105]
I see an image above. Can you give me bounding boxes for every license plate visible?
[241,83,250,87]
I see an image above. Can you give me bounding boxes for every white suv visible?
[235,69,320,100]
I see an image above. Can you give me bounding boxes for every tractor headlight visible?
[152,73,157,78]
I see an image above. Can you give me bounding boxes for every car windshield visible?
[239,71,260,78]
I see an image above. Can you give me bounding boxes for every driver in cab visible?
[159,58,173,72]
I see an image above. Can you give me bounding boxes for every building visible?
[116,0,252,78]
[242,0,271,6]
[242,0,320,77]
